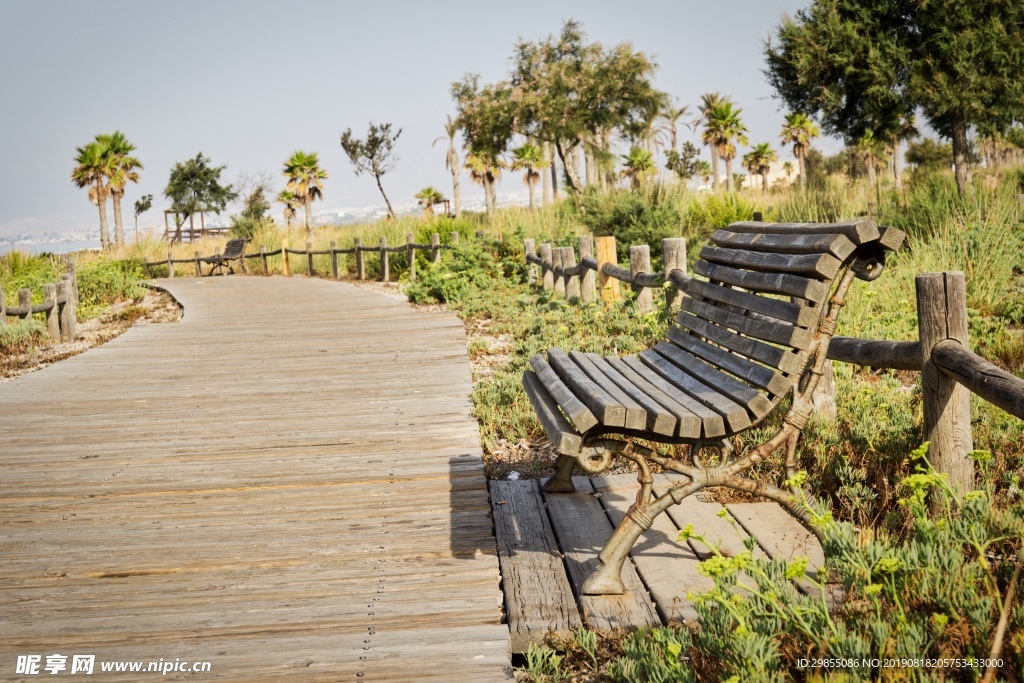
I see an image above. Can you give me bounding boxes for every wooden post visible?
[282,238,291,276]
[561,246,580,300]
[450,231,460,246]
[306,241,315,276]
[917,271,973,493]
[539,243,553,291]
[0,287,6,327]
[260,244,268,273]
[524,239,537,285]
[18,288,31,321]
[239,246,248,274]
[578,235,596,304]
[630,245,653,313]
[43,284,59,339]
[431,233,441,263]
[58,278,76,341]
[194,251,202,277]
[475,230,485,241]
[167,251,174,278]
[330,241,339,279]
[64,256,77,305]
[406,233,416,282]
[662,238,687,311]
[380,236,389,282]
[355,237,364,280]
[595,236,620,304]
[752,211,763,222]
[552,248,565,297]
[868,201,877,216]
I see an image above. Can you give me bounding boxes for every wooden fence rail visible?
[0,258,79,342]
[144,232,453,282]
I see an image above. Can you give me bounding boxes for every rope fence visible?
[0,257,79,341]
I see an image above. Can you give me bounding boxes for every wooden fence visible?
[0,259,79,342]
[144,231,461,282]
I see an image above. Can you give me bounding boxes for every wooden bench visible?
[201,239,249,276]
[522,219,905,595]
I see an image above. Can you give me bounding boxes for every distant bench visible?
[522,219,905,595]
[201,239,248,276]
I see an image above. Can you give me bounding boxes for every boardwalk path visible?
[0,277,510,681]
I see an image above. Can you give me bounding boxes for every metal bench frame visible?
[523,219,905,595]
[202,239,249,276]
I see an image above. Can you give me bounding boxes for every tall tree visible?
[432,115,462,217]
[415,186,446,218]
[165,153,237,241]
[699,92,729,190]
[451,75,515,214]
[276,190,299,229]
[510,143,548,209]
[98,131,143,247]
[463,153,503,214]
[661,103,692,154]
[765,0,1024,196]
[742,142,777,191]
[779,112,819,190]
[133,193,152,243]
[704,101,748,191]
[620,146,654,190]
[71,140,113,250]
[340,123,402,220]
[665,141,700,183]
[282,150,328,237]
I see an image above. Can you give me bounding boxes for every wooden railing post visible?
[260,244,268,273]
[552,247,565,297]
[16,288,30,322]
[431,233,441,263]
[450,231,460,246]
[167,251,174,278]
[663,238,687,311]
[917,271,973,493]
[64,256,77,304]
[306,241,315,276]
[282,238,291,276]
[355,236,365,280]
[406,233,416,282]
[539,243,553,291]
[380,236,389,282]
[475,230,485,241]
[578,235,596,304]
[0,287,6,327]
[524,239,537,285]
[330,241,339,279]
[43,284,59,338]
[561,246,580,299]
[58,278,76,341]
[629,245,652,313]
[595,236,620,304]
[194,251,202,277]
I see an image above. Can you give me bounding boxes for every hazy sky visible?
[0,0,824,238]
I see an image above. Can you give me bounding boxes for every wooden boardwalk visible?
[0,277,510,681]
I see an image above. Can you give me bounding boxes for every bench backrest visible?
[223,239,248,258]
[665,218,904,431]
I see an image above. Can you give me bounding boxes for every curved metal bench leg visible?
[542,454,578,493]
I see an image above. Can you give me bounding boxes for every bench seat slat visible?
[682,277,820,328]
[666,327,793,398]
[607,357,704,438]
[548,348,627,428]
[700,246,842,279]
[638,350,752,433]
[725,219,880,245]
[653,342,773,419]
[676,311,805,375]
[682,298,814,351]
[569,351,647,431]
[585,354,677,436]
[522,371,582,455]
[709,230,857,260]
[694,260,829,303]
[529,355,599,433]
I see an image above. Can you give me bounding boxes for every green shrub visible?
[76,257,146,318]
[0,318,48,353]
[1,252,61,306]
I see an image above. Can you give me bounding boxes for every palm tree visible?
[277,190,299,228]
[510,143,548,209]
[779,112,820,190]
[464,152,502,214]
[856,131,885,190]
[742,142,777,191]
[699,92,729,190]
[696,160,712,188]
[71,140,113,250]
[415,186,446,218]
[432,115,461,217]
[282,151,328,237]
[620,147,655,190]
[705,102,748,191]
[783,161,794,183]
[661,103,691,154]
[99,131,143,247]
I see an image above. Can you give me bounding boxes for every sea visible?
[2,239,101,256]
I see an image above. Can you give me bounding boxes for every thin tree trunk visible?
[555,140,583,193]
[866,154,877,190]
[528,178,536,210]
[449,147,461,217]
[375,175,395,220]
[304,196,313,238]
[549,143,559,200]
[724,157,733,191]
[891,140,903,191]
[950,111,971,197]
[112,193,124,246]
[584,142,597,186]
[797,148,806,190]
[762,172,769,192]
[95,180,109,250]
[541,141,552,206]
[711,147,720,191]
[483,176,495,214]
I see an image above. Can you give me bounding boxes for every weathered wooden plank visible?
[569,351,647,430]
[877,225,907,252]
[529,354,599,433]
[617,356,722,438]
[933,339,1024,420]
[547,348,626,427]
[652,342,774,419]
[682,297,814,350]
[709,230,858,260]
[667,327,793,397]
[682,276,821,328]
[490,480,582,652]
[827,337,921,371]
[638,350,752,433]
[584,354,677,436]
[543,478,661,631]
[723,219,880,245]
[653,476,763,560]
[694,260,830,303]
[670,311,805,375]
[523,371,583,455]
[700,246,842,279]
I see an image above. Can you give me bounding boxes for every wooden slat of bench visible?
[725,219,880,245]
[666,327,792,398]
[522,371,583,455]
[543,478,661,630]
[878,225,907,252]
[620,356,725,438]
[490,480,583,652]
[700,246,842,280]
[547,349,627,428]
[606,357,704,439]
[652,342,774,419]
[694,260,830,303]
[529,356,599,433]
[682,277,820,328]
[709,230,857,260]
[638,350,752,433]
[682,298,814,351]
[676,311,805,375]
[569,351,647,431]
[584,354,677,436]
